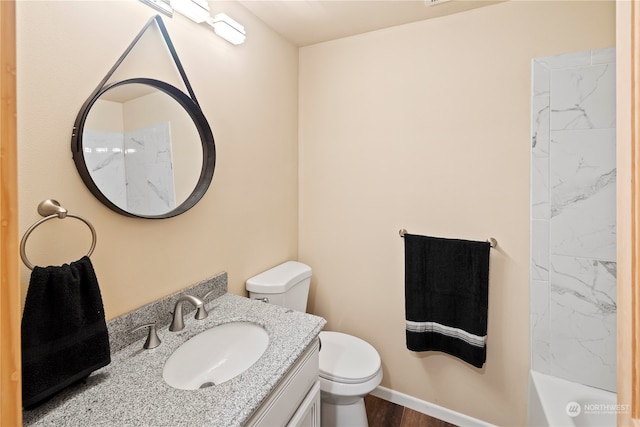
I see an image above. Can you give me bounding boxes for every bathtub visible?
[528,371,618,427]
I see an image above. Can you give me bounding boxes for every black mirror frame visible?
[71,77,216,219]
[70,15,215,219]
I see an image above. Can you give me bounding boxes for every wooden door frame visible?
[617,0,640,425]
[618,0,640,424]
[0,0,22,424]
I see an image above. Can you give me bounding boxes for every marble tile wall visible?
[124,122,176,215]
[83,122,176,215]
[530,48,616,392]
[82,130,128,210]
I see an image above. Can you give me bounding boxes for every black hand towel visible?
[21,256,111,409]
[404,234,490,368]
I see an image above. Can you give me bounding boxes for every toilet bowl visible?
[246,261,383,427]
[318,331,383,427]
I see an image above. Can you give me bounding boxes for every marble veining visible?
[23,272,326,426]
[549,256,617,391]
[549,128,616,262]
[531,220,549,281]
[83,130,128,210]
[83,120,177,215]
[550,63,616,131]
[530,48,616,392]
[531,99,550,152]
[124,122,176,214]
[530,280,550,372]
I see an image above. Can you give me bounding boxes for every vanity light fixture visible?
[170,0,210,23]
[208,13,246,45]
[138,0,173,17]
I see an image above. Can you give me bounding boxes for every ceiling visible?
[238,0,504,47]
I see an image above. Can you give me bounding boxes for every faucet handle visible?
[194,305,208,320]
[130,322,162,349]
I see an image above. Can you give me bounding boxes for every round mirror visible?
[71,78,216,219]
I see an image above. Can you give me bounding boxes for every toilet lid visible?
[319,331,381,384]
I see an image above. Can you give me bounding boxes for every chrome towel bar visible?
[399,228,497,248]
[20,199,97,270]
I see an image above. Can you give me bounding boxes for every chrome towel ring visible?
[20,199,97,270]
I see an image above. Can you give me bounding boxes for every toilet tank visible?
[245,261,312,313]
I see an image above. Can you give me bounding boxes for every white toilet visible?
[246,261,383,427]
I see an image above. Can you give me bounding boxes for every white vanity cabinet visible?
[246,339,320,427]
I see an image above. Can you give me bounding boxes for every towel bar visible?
[20,199,97,270]
[398,228,497,248]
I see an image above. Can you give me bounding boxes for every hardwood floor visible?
[365,394,458,427]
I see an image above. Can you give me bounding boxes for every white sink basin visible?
[163,322,269,390]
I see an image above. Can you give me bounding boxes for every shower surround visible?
[83,122,176,215]
[530,48,616,392]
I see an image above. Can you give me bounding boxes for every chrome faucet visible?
[169,294,208,332]
[129,322,162,349]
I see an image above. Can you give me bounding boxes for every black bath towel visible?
[404,234,490,368]
[21,256,110,408]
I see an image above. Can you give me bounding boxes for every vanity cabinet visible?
[246,339,320,427]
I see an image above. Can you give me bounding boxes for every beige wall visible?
[16,0,299,318]
[298,1,615,425]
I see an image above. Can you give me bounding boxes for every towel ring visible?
[20,200,97,270]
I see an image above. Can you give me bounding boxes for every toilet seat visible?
[319,331,381,384]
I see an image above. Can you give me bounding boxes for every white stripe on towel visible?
[405,320,486,348]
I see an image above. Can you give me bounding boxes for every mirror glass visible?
[72,79,215,218]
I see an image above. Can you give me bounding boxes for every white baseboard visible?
[370,386,496,427]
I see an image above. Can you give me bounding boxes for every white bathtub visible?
[528,371,618,427]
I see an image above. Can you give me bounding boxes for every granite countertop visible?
[23,293,326,427]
